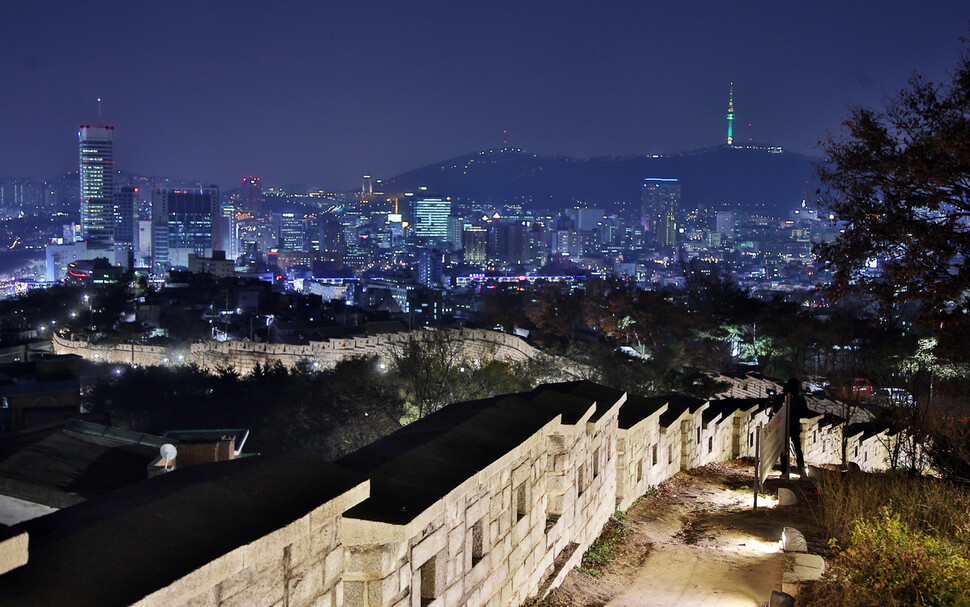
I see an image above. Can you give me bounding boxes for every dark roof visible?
[845,421,892,440]
[817,413,844,428]
[337,382,615,526]
[0,422,166,508]
[658,394,706,428]
[0,452,364,607]
[617,394,668,429]
[702,398,768,426]
[533,381,626,423]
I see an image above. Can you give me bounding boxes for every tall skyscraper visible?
[726,82,735,147]
[641,178,680,249]
[151,187,220,270]
[78,125,115,249]
[411,197,451,242]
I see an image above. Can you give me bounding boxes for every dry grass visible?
[803,470,970,607]
[810,469,970,548]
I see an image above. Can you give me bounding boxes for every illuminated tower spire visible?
[726,82,735,146]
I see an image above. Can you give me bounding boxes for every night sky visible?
[2,2,969,190]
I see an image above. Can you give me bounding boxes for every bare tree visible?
[389,330,468,421]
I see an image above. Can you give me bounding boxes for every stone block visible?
[334,579,343,606]
[287,558,324,607]
[511,562,527,590]
[777,488,798,506]
[218,563,255,600]
[365,577,388,606]
[448,525,465,558]
[344,544,383,574]
[465,556,486,589]
[784,553,825,583]
[511,517,529,546]
[343,580,364,607]
[464,586,483,607]
[324,547,343,587]
[412,526,446,566]
[220,564,285,607]
[289,533,314,563]
[490,556,508,581]
[545,472,567,493]
[499,583,512,607]
[512,462,530,487]
[466,497,488,523]
[445,554,459,586]
[769,590,795,607]
[0,531,27,576]
[444,580,464,607]
[781,527,808,553]
[182,586,220,607]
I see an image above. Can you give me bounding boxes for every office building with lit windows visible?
[411,197,451,243]
[641,178,680,249]
[279,212,306,252]
[462,226,487,264]
[78,125,115,250]
[151,187,220,270]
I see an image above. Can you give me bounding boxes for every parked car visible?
[803,375,828,395]
[824,378,874,400]
[871,387,916,407]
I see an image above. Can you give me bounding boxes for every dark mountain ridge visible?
[381,145,818,215]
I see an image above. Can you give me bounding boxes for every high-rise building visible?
[551,215,580,259]
[566,208,605,232]
[279,212,306,252]
[715,211,736,239]
[446,216,463,251]
[411,197,451,242]
[240,177,263,216]
[151,187,220,270]
[462,226,487,264]
[417,248,443,286]
[641,178,680,249]
[491,219,533,265]
[114,187,137,255]
[78,125,115,249]
[319,216,346,256]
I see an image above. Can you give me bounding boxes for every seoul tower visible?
[726,82,735,146]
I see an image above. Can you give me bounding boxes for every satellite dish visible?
[160,444,177,471]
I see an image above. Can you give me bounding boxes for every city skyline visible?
[2,2,969,190]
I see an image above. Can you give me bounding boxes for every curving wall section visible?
[52,329,582,379]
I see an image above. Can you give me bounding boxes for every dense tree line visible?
[85,357,403,458]
[83,333,564,459]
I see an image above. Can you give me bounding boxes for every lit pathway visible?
[606,476,785,607]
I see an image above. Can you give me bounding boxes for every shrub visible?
[803,507,970,607]
[811,470,970,549]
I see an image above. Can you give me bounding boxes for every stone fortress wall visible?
[32,332,912,607]
[134,479,369,607]
[52,329,573,377]
[142,377,901,607]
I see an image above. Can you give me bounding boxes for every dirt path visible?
[535,462,817,607]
